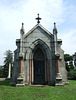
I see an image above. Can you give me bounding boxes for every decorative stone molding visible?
[55,73,63,86]
[16,73,25,87]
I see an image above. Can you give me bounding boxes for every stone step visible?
[55,83,64,86]
[16,84,25,87]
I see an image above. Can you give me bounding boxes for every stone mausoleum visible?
[11,14,68,86]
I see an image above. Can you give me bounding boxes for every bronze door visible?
[33,47,45,84]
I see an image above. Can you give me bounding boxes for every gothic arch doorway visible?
[33,47,45,84]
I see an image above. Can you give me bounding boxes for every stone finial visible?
[22,23,24,29]
[54,22,56,29]
[20,23,24,34]
[53,22,57,34]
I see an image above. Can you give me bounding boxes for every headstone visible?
[7,63,11,78]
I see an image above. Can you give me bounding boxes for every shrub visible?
[68,69,76,80]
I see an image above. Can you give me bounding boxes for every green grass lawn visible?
[0,80,76,100]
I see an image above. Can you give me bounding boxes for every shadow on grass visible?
[0,79,11,86]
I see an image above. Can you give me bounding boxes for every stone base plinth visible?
[16,73,24,86]
[55,73,63,86]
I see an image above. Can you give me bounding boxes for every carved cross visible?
[35,14,42,24]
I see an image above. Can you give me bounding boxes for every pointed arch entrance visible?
[33,46,45,84]
[28,39,51,85]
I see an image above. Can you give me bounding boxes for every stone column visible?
[16,23,25,86]
[8,63,11,78]
[29,59,33,84]
[20,60,23,73]
[29,59,31,84]
[55,54,63,86]
[53,23,58,53]
[45,60,47,82]
[57,59,59,73]
[48,59,50,82]
[31,59,33,83]
[16,59,25,86]
[20,23,24,53]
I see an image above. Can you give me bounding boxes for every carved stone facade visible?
[11,23,68,86]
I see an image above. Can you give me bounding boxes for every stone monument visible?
[11,14,68,86]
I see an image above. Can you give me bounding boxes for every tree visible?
[4,50,13,66]
[64,54,73,62]
[64,54,74,72]
[3,50,13,77]
[0,67,3,78]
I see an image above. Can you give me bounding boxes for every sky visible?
[0,0,76,65]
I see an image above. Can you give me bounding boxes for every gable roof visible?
[24,24,53,38]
